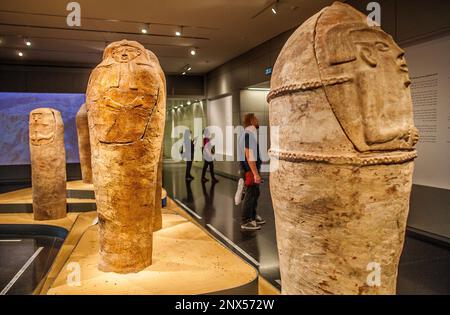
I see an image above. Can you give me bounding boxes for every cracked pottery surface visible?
[153,146,163,232]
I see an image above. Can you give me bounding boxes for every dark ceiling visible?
[0,0,333,74]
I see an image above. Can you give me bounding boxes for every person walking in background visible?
[240,113,265,231]
[201,128,219,183]
[183,129,196,181]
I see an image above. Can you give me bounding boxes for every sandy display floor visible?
[47,210,257,295]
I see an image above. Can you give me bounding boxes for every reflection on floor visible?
[164,163,280,288]
[164,162,450,294]
[0,234,64,295]
[397,237,450,294]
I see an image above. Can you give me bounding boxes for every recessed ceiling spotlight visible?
[175,26,183,37]
[25,39,32,46]
[141,23,151,34]
[187,66,192,71]
[182,71,186,75]
[190,48,197,56]
[18,51,24,57]
[272,1,279,14]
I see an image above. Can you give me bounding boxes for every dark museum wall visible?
[0,64,205,95]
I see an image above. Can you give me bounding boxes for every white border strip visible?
[0,240,22,242]
[174,198,202,219]
[0,247,44,295]
[206,224,260,267]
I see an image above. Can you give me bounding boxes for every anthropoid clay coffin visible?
[76,103,93,184]
[86,40,166,273]
[268,2,419,294]
[29,108,67,221]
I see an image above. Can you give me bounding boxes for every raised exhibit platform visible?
[0,182,264,295]
[0,181,168,214]
[0,180,96,213]
[47,209,258,295]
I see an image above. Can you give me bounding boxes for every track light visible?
[181,64,192,75]
[190,48,197,56]
[175,26,183,36]
[18,51,24,57]
[141,24,151,34]
[25,39,32,46]
[272,1,278,14]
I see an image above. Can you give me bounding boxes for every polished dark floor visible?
[164,162,450,294]
[0,234,64,295]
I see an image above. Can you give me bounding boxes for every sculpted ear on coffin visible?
[358,45,378,68]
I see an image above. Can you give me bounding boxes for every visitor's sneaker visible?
[235,178,245,205]
[255,215,266,225]
[240,220,261,231]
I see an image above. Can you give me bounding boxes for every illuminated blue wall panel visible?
[0,92,85,165]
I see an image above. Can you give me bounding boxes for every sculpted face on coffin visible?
[111,44,141,63]
[29,109,56,146]
[87,40,162,144]
[317,21,419,152]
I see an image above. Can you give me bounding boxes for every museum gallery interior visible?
[0,0,448,297]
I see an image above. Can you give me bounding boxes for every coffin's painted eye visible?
[375,42,389,51]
